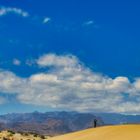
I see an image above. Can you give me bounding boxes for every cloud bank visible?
[0,54,140,114]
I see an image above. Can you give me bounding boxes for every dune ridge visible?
[48,125,140,140]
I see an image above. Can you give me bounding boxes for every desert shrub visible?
[19,132,24,135]
[24,133,29,136]
[7,130,15,135]
[33,133,38,137]
[40,135,45,139]
[7,133,13,137]
[3,137,10,140]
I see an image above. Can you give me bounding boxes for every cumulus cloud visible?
[1,54,140,114]
[37,54,79,67]
[0,71,24,93]
[0,7,29,17]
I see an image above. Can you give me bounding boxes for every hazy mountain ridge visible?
[0,111,103,136]
[1,111,140,136]
[95,113,140,124]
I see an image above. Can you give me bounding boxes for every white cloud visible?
[0,71,24,93]
[1,54,140,114]
[13,59,21,66]
[0,7,29,17]
[37,53,79,67]
[43,17,51,24]
[84,20,94,26]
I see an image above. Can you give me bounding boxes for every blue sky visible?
[0,0,140,114]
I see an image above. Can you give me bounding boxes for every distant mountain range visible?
[0,111,140,136]
[95,113,140,125]
[0,111,103,136]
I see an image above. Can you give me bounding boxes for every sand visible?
[48,125,140,140]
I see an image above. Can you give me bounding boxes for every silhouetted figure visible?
[94,119,97,128]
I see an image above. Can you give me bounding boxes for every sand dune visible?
[0,130,49,140]
[48,125,140,140]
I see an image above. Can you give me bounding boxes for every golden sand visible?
[48,125,140,140]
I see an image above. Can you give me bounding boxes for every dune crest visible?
[48,125,140,140]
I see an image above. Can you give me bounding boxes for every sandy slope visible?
[0,131,49,140]
[48,125,140,140]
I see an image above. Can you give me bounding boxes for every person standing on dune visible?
[94,119,97,128]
